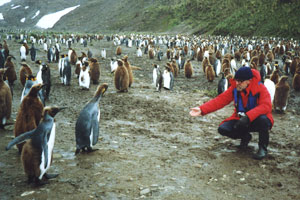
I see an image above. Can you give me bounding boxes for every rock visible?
[140,188,150,195]
[21,191,35,196]
[235,170,243,174]
[53,153,62,159]
[194,164,202,168]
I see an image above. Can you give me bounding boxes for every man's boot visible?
[238,133,252,149]
[253,145,267,160]
[253,130,269,160]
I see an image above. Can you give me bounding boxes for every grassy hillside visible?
[0,0,299,39]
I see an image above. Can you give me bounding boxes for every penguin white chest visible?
[39,123,56,180]
[153,68,158,85]
[90,110,100,147]
[163,70,171,89]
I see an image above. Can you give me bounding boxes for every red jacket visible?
[200,69,274,127]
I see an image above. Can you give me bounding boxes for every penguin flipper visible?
[170,72,174,90]
[91,113,99,146]
[6,129,36,150]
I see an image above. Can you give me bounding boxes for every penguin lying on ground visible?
[6,106,65,186]
[75,83,108,155]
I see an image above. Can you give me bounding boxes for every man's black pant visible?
[218,115,271,147]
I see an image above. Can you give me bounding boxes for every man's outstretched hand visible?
[190,107,202,117]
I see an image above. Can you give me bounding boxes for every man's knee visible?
[252,115,271,132]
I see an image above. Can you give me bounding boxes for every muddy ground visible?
[0,36,300,200]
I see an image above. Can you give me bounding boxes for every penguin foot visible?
[35,178,49,187]
[87,147,98,153]
[75,148,81,155]
[27,176,35,184]
[44,173,59,179]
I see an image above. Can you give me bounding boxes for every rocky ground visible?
[0,36,299,200]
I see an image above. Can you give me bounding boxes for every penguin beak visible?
[58,107,67,112]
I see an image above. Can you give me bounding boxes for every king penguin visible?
[163,65,174,90]
[19,62,33,87]
[21,75,45,106]
[217,72,228,95]
[6,106,65,185]
[75,83,108,155]
[184,59,193,78]
[114,59,129,92]
[15,83,44,153]
[0,69,12,129]
[79,61,90,90]
[292,68,300,91]
[264,76,276,103]
[273,75,290,113]
[3,55,17,97]
[152,64,162,92]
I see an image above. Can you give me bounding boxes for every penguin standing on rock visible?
[15,83,44,153]
[273,75,290,113]
[0,69,12,129]
[6,106,66,186]
[75,83,108,155]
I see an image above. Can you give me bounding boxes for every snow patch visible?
[35,5,80,29]
[31,10,40,19]
[0,0,11,7]
[20,17,25,23]
[0,13,3,20]
[11,5,21,9]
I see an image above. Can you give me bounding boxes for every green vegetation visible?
[1,0,299,39]
[138,0,300,39]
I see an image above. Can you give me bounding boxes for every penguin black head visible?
[43,106,66,118]
[26,74,37,82]
[35,60,42,65]
[279,75,289,83]
[117,59,124,67]
[94,83,108,98]
[122,55,128,62]
[28,83,44,96]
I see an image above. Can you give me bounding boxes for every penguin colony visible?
[1,32,300,188]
